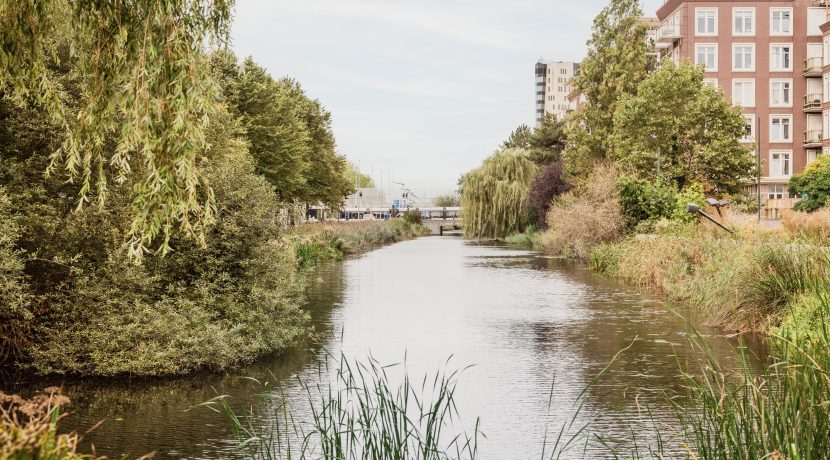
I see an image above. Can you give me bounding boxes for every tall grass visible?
[204,354,480,459]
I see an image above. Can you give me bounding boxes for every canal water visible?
[49,237,762,458]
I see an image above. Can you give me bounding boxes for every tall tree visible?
[501,125,533,150]
[0,1,235,259]
[564,0,652,178]
[460,149,539,239]
[611,61,755,195]
[343,162,375,189]
[529,114,567,165]
[528,160,572,227]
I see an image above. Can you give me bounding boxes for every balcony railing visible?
[804,57,823,76]
[804,129,823,147]
[804,94,823,112]
[657,23,680,42]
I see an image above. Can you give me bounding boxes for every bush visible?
[616,176,676,230]
[0,187,31,366]
[782,208,830,242]
[528,160,572,228]
[790,155,830,212]
[402,210,422,225]
[542,165,625,259]
[671,183,706,223]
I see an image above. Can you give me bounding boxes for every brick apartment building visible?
[655,0,830,217]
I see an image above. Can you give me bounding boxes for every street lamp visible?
[686,202,733,234]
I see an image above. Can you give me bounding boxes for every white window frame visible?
[703,78,719,90]
[767,183,787,199]
[732,79,755,107]
[733,44,755,71]
[825,73,830,103]
[824,110,830,140]
[770,7,793,36]
[770,115,793,143]
[809,7,826,36]
[696,8,718,37]
[733,8,755,36]
[770,79,793,107]
[696,44,718,71]
[741,114,756,143]
[770,44,793,71]
[825,36,830,65]
[769,151,792,178]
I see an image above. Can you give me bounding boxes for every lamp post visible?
[686,202,734,234]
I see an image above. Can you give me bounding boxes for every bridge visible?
[421,218,462,236]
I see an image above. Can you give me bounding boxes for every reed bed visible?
[205,354,480,460]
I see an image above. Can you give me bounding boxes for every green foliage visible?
[212,354,480,460]
[0,0,235,259]
[790,155,830,212]
[564,0,652,178]
[528,114,567,165]
[461,149,539,239]
[612,61,755,196]
[343,162,375,189]
[403,210,422,225]
[501,124,533,150]
[434,194,460,208]
[671,183,706,223]
[0,187,31,366]
[616,177,677,229]
[210,51,355,209]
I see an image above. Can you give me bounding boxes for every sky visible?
[231,0,665,194]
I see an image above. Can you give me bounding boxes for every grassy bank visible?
[588,216,830,335]
[288,219,429,268]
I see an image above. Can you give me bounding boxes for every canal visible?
[55,236,763,458]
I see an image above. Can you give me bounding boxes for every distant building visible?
[653,0,830,217]
[535,60,580,125]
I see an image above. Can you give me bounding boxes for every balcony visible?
[804,57,823,77]
[657,23,680,43]
[804,94,823,112]
[804,130,823,148]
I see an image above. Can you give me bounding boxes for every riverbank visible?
[584,213,830,336]
[2,219,427,380]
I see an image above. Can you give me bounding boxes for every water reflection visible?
[10,237,765,459]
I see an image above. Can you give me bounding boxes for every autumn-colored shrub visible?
[542,164,625,259]
[782,208,830,242]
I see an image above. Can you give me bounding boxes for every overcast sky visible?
[231,0,665,194]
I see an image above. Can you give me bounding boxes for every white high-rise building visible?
[534,60,579,125]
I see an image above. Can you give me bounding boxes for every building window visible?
[733,45,754,71]
[732,79,755,107]
[824,110,830,139]
[769,152,792,177]
[770,80,792,107]
[770,44,793,71]
[809,8,826,36]
[703,78,719,89]
[742,115,755,142]
[696,8,717,36]
[770,116,792,143]
[771,8,793,35]
[733,8,754,36]
[696,44,717,71]
[767,184,787,199]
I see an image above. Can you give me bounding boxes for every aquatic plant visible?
[206,354,480,459]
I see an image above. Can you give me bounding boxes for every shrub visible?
[403,210,422,225]
[782,208,830,242]
[542,165,625,259]
[671,183,706,223]
[616,176,676,230]
[790,155,830,212]
[0,187,31,366]
[528,160,572,228]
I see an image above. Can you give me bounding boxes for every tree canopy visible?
[790,156,830,212]
[564,0,652,177]
[460,149,539,239]
[611,61,755,195]
[1,0,235,258]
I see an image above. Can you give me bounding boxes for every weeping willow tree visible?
[461,148,538,239]
[0,0,234,260]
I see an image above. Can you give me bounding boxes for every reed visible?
[206,353,481,460]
